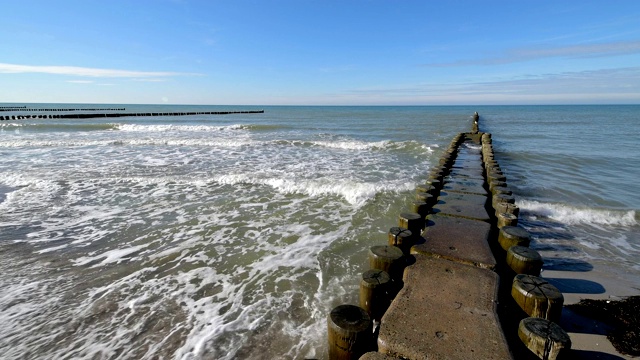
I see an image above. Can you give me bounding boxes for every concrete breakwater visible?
[0,109,264,121]
[328,113,572,360]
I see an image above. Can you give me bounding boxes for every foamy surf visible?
[115,123,250,132]
[518,200,638,227]
[213,173,415,207]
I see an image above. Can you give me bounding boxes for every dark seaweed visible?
[566,296,640,356]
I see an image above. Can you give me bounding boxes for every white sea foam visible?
[73,245,148,267]
[518,200,638,227]
[213,173,414,207]
[114,123,249,132]
[307,139,432,152]
[0,137,256,148]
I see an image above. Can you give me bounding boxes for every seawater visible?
[0,104,638,359]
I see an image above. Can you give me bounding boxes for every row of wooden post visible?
[0,107,125,112]
[0,110,265,121]
[326,132,465,359]
[481,133,572,360]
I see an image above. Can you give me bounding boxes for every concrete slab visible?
[451,160,484,172]
[462,133,483,144]
[432,191,490,222]
[377,255,512,360]
[442,177,487,195]
[452,152,482,163]
[412,214,496,270]
[359,352,403,360]
[449,166,484,180]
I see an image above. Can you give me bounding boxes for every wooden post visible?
[429,169,444,182]
[411,200,430,218]
[497,212,518,228]
[368,245,404,280]
[489,180,506,193]
[328,305,372,360]
[518,317,571,360]
[359,269,391,321]
[399,212,423,242]
[472,112,479,133]
[512,274,564,323]
[492,193,515,210]
[426,177,441,191]
[488,172,507,185]
[492,183,511,194]
[416,191,433,202]
[495,202,520,220]
[388,227,412,250]
[498,226,531,251]
[485,160,498,169]
[507,246,543,276]
[439,152,454,167]
[431,164,448,174]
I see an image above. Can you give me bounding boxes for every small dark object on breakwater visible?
[566,296,640,356]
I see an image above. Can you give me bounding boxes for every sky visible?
[1,0,640,105]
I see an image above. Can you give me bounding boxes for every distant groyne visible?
[0,109,264,121]
[327,113,571,360]
[0,107,125,112]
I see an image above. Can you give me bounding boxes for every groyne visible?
[0,109,264,121]
[0,107,125,112]
[328,113,571,360]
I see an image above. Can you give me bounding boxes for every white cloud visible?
[66,80,94,84]
[0,63,201,78]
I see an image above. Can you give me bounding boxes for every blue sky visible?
[1,0,640,105]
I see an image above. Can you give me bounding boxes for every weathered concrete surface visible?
[377,255,512,360]
[359,352,403,360]
[447,167,485,179]
[452,157,482,172]
[442,177,487,195]
[411,214,496,270]
[432,191,490,222]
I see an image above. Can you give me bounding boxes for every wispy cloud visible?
[342,67,640,103]
[426,39,640,67]
[66,80,94,84]
[0,63,201,78]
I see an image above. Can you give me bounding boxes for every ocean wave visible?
[268,139,433,153]
[310,139,432,152]
[0,138,256,148]
[114,123,251,132]
[0,123,117,132]
[0,136,432,156]
[518,200,638,227]
[213,174,414,207]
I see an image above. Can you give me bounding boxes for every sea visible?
[1,104,638,359]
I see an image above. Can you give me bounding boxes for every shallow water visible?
[1,104,638,359]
